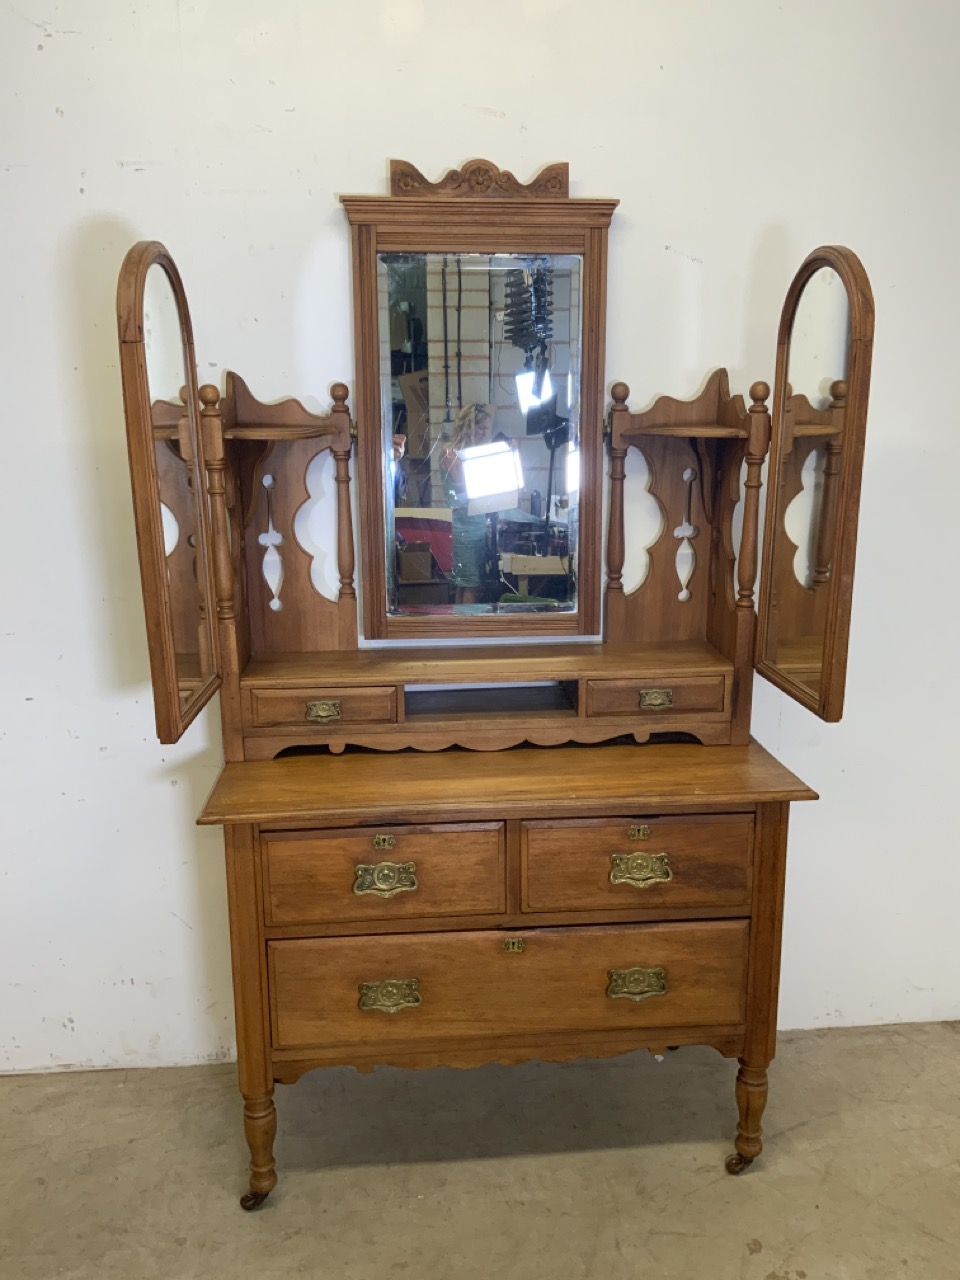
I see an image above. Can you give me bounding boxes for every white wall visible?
[2,0,958,1071]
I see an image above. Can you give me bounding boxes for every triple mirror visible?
[757,246,874,720]
[117,242,221,742]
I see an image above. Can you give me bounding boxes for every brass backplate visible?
[358,978,421,1013]
[354,860,418,898]
[305,699,342,722]
[638,688,673,710]
[606,966,668,1002]
[609,851,673,890]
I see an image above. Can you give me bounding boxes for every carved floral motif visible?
[390,159,569,199]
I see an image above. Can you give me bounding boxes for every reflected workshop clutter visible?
[380,252,583,616]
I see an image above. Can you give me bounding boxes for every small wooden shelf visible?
[241,640,733,689]
[617,423,747,440]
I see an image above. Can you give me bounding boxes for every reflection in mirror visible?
[378,252,583,617]
[142,264,216,705]
[763,267,850,699]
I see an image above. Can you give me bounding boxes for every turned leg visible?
[726,1061,768,1175]
[239,1092,278,1210]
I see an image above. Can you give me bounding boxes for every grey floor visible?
[2,1023,957,1280]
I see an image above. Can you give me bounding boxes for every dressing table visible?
[116,161,873,1208]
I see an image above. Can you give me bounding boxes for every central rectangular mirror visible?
[379,251,583,619]
[342,160,617,641]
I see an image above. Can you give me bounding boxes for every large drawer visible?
[248,686,397,729]
[521,815,753,913]
[585,676,725,717]
[268,920,748,1050]
[262,823,506,926]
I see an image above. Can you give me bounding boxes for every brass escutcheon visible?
[606,966,668,1002]
[358,978,421,1013]
[609,851,673,890]
[353,860,417,898]
[639,688,673,709]
[372,834,397,851]
[305,699,342,722]
[628,823,651,841]
[502,938,525,953]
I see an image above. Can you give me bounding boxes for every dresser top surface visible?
[198,741,816,828]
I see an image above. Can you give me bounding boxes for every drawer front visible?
[268,921,748,1050]
[585,677,725,717]
[521,815,753,913]
[263,824,505,926]
[249,686,397,729]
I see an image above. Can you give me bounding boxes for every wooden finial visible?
[610,382,630,406]
[199,384,220,413]
[749,382,770,410]
[830,380,847,405]
[330,382,350,408]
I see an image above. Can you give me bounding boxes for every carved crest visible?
[390,159,569,199]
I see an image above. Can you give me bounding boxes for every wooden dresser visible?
[116,160,872,1208]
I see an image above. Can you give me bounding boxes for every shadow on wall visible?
[65,214,155,692]
[65,216,235,1062]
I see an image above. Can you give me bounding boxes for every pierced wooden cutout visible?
[258,475,284,613]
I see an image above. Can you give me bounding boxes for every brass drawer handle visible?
[609,851,673,889]
[305,699,342,722]
[358,978,421,1014]
[354,860,418,898]
[607,966,667,1002]
[372,833,396,851]
[639,688,673,710]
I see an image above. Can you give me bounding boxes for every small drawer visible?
[268,920,748,1050]
[262,823,505,926]
[249,686,397,729]
[521,815,753,912]
[585,676,725,717]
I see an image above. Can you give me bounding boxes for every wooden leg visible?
[240,1092,278,1210]
[726,1061,768,1174]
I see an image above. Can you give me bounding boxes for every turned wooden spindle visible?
[605,382,631,600]
[726,1061,769,1174]
[329,382,357,602]
[736,382,770,611]
[240,1092,278,1210]
[811,379,847,586]
[199,384,236,622]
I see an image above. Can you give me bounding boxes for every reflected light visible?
[516,368,554,415]
[566,447,580,495]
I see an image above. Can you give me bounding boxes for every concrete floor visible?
[1,1023,957,1280]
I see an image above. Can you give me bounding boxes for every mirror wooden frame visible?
[117,241,222,742]
[756,245,874,721]
[341,160,618,641]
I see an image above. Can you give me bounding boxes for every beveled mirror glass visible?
[117,243,221,742]
[757,246,874,721]
[379,251,583,619]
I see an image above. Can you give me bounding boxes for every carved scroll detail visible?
[390,159,569,199]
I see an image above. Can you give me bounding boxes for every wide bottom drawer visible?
[268,920,748,1051]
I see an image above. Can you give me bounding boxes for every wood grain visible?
[262,823,506,926]
[198,741,816,827]
[268,920,749,1050]
[520,815,753,913]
